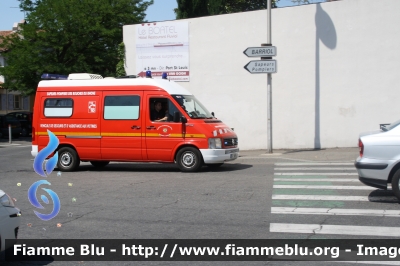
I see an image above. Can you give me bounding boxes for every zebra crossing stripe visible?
[271,195,399,202]
[275,173,357,176]
[275,163,354,166]
[273,185,372,190]
[347,262,400,265]
[274,175,330,179]
[271,207,400,217]
[270,223,400,237]
[274,178,359,182]
[275,167,356,171]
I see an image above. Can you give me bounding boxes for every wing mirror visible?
[173,111,187,123]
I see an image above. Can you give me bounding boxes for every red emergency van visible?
[31,73,239,172]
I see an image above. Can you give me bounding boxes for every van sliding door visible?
[100,91,143,160]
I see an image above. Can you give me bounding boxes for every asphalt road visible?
[1,138,399,266]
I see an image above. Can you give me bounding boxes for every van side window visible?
[44,98,73,117]
[104,96,140,120]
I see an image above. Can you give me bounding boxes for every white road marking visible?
[275,163,354,166]
[275,173,358,176]
[271,207,400,217]
[340,262,400,265]
[270,223,400,237]
[275,167,356,170]
[273,185,372,190]
[272,195,398,202]
[0,144,21,146]
[274,178,359,182]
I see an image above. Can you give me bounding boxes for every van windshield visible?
[172,95,213,119]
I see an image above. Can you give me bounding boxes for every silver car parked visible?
[355,119,400,200]
[0,189,21,252]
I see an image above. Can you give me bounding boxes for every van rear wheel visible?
[90,161,109,168]
[392,169,400,200]
[176,147,203,172]
[57,147,80,172]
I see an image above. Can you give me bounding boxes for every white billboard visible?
[135,21,189,81]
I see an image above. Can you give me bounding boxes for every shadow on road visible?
[60,162,253,173]
[368,189,399,204]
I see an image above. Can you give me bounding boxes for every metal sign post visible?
[243,0,275,153]
[266,0,272,154]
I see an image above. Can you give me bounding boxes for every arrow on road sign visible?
[243,46,276,57]
[244,60,277,74]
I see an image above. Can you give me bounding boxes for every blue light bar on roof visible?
[41,73,68,80]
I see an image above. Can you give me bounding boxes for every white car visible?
[0,189,21,251]
[355,119,400,200]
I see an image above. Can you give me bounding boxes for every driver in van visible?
[151,101,168,122]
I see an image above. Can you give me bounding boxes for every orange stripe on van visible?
[101,133,142,137]
[37,131,101,136]
[37,132,206,138]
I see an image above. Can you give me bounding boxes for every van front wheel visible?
[176,147,203,172]
[57,147,80,172]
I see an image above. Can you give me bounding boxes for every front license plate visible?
[230,153,238,159]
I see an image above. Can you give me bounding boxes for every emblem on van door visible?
[88,101,96,113]
[158,125,173,137]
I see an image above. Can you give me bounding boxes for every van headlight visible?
[0,193,15,207]
[208,138,222,149]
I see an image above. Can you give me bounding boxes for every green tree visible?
[175,0,209,19]
[116,42,126,77]
[0,0,153,95]
[175,0,278,19]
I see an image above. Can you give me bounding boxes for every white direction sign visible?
[243,46,276,57]
[244,60,277,74]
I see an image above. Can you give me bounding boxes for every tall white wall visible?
[124,0,400,150]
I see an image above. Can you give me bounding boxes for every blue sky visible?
[0,0,325,30]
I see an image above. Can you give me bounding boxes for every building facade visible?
[124,0,400,150]
[0,20,33,115]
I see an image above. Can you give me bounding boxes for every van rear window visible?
[104,96,140,120]
[44,98,73,117]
